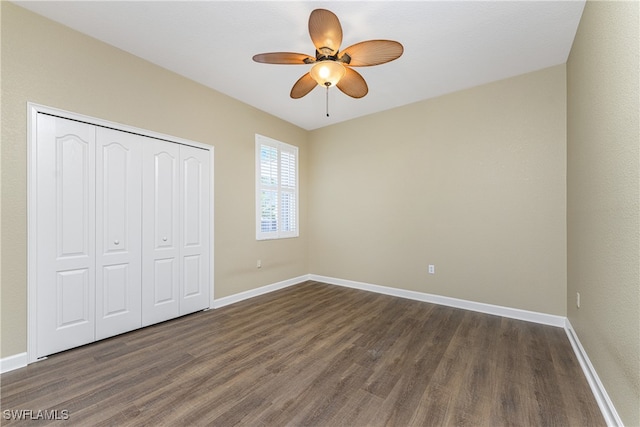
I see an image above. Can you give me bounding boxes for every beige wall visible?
[567,1,640,425]
[5,9,636,424]
[2,0,569,357]
[0,2,3,355]
[1,2,309,358]
[309,65,567,316]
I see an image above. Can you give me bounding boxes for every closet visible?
[32,111,211,359]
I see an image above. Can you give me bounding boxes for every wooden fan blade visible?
[308,9,343,56]
[290,73,318,99]
[253,52,315,65]
[341,40,404,67]
[337,67,368,98]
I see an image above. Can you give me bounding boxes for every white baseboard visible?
[309,274,566,327]
[1,352,28,374]
[564,319,623,427]
[0,276,309,373]
[211,274,310,309]
[3,273,618,427]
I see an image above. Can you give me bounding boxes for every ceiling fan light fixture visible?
[309,60,345,87]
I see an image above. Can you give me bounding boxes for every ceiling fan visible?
[253,8,403,102]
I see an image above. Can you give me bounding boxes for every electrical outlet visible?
[257,259,262,269]
[576,292,580,308]
[428,265,435,274]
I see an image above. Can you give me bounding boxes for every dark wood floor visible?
[1,281,604,426]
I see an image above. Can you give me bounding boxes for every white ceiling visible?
[15,1,585,130]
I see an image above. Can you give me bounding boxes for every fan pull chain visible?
[325,83,330,117]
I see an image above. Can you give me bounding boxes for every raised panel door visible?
[142,139,180,325]
[36,114,96,358]
[95,128,142,340]
[179,145,210,315]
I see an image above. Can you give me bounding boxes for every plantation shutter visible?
[279,145,297,235]
[256,135,299,240]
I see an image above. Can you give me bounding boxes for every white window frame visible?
[255,134,299,240]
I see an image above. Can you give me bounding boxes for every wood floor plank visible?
[440,312,500,426]
[0,281,605,426]
[544,327,606,426]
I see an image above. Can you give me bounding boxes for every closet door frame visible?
[27,103,215,364]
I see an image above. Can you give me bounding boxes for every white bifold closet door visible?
[95,128,142,340]
[141,141,210,326]
[36,114,97,358]
[34,112,210,359]
[178,145,211,315]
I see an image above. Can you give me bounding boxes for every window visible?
[256,134,299,240]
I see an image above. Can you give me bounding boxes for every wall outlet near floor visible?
[257,259,262,269]
[428,265,435,274]
[576,292,580,308]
